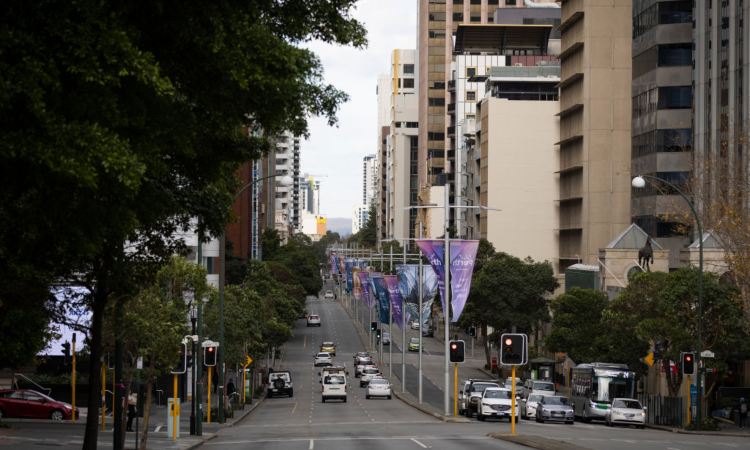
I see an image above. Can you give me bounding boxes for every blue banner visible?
[371,275,389,324]
[345,259,354,293]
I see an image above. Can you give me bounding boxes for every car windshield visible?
[528,394,543,403]
[322,342,334,346]
[410,338,419,344]
[317,353,330,357]
[543,397,569,405]
[533,382,554,391]
[613,399,642,409]
[370,379,388,385]
[364,369,379,374]
[325,376,345,384]
[269,373,290,382]
[471,383,496,393]
[484,390,511,399]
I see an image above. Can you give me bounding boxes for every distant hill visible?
[326,217,352,236]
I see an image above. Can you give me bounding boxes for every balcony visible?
[447,125,455,136]
[448,80,456,91]
[448,103,455,113]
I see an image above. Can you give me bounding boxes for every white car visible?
[366,378,392,399]
[314,352,333,367]
[355,362,376,377]
[521,393,544,419]
[477,387,518,422]
[410,320,420,330]
[606,398,646,428]
[321,373,347,403]
[381,332,391,345]
[359,367,382,387]
[307,314,321,327]
[525,380,555,398]
[324,290,335,299]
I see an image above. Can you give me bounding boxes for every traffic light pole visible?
[453,363,458,416]
[443,185,451,417]
[511,366,517,435]
[72,333,77,423]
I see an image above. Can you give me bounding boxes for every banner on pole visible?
[415,239,479,322]
[384,275,404,329]
[357,271,373,308]
[352,267,362,301]
[371,275,389,324]
[344,259,354,293]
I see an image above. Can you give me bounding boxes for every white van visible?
[321,373,347,403]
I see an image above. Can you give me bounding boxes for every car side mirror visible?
[643,407,648,411]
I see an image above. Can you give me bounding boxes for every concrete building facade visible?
[272,131,301,241]
[557,0,633,272]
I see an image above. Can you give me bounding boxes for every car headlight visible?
[482,403,491,407]
[641,412,646,417]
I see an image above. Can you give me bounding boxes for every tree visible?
[461,250,557,367]
[546,288,610,364]
[0,2,366,447]
[351,203,377,248]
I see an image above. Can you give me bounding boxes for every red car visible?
[0,389,74,420]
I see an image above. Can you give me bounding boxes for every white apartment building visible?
[273,131,301,241]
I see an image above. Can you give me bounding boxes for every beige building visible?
[475,74,560,265]
[557,0,633,273]
[416,0,560,236]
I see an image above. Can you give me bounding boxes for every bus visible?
[570,362,636,422]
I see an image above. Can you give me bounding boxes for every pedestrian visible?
[227,379,236,396]
[126,392,137,432]
[740,397,748,428]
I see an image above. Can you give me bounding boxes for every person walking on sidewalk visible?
[126,392,137,432]
[739,397,748,428]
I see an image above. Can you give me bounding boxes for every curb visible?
[487,433,591,450]
[183,433,218,450]
[224,394,265,428]
[644,423,750,438]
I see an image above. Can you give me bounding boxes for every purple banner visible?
[416,239,479,322]
[371,275,389,324]
[330,253,339,274]
[353,268,362,301]
[384,275,404,328]
[357,271,373,308]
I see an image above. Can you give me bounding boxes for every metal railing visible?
[13,373,52,396]
[638,393,686,427]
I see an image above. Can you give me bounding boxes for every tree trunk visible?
[118,363,134,450]
[139,359,156,450]
[82,290,107,450]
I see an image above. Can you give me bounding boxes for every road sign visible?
[642,351,654,367]
[690,384,697,403]
[700,350,715,358]
[244,355,253,367]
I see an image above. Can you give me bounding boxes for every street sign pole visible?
[453,363,458,416]
[511,365,517,435]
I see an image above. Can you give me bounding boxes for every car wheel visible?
[343,397,347,403]
[477,412,485,421]
[388,396,392,400]
[289,390,294,397]
[322,397,326,403]
[637,425,645,429]
[366,395,370,399]
[50,410,64,421]
[566,420,574,425]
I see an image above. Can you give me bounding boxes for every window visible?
[658,86,692,109]
[403,78,415,88]
[470,15,481,23]
[489,0,499,5]
[406,122,419,128]
[403,64,415,74]
[428,132,445,140]
[453,13,463,21]
[658,44,692,66]
[466,90,476,101]
[466,67,477,78]
[659,0,691,25]
[506,0,517,5]
[428,97,445,106]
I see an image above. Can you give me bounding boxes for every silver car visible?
[366,378,392,399]
[360,367,382,387]
[535,395,574,424]
[605,398,646,428]
[314,352,333,367]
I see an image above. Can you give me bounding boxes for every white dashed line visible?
[309,439,315,449]
[411,438,429,448]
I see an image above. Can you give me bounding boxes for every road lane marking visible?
[309,439,314,449]
[154,425,162,432]
[411,438,429,448]
[292,402,298,414]
[206,436,493,445]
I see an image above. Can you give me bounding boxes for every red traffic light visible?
[685,355,692,362]
[451,343,458,350]
[207,347,214,352]
[504,338,513,346]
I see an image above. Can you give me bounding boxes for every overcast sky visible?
[302,0,416,219]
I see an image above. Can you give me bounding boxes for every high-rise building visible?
[376,75,391,244]
[557,0,632,272]
[631,0,692,267]
[363,154,377,211]
[416,0,560,235]
[693,2,750,221]
[272,131,301,240]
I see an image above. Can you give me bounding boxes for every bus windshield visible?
[594,376,633,402]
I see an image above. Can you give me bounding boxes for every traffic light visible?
[171,342,187,374]
[376,329,381,341]
[468,326,477,338]
[371,321,378,332]
[500,333,527,366]
[62,341,71,365]
[449,340,465,363]
[204,345,217,367]
[682,352,695,375]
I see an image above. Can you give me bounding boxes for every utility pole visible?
[443,184,451,416]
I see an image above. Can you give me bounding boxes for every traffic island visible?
[487,433,591,450]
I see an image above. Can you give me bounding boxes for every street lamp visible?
[217,173,293,423]
[632,174,704,427]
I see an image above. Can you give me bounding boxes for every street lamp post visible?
[217,173,293,423]
[632,174,704,427]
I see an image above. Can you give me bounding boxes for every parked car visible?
[410,320,420,330]
[0,389,75,421]
[535,395,574,424]
[605,398,646,428]
[314,352,333,367]
[421,326,434,337]
[477,388,518,422]
[307,314,321,327]
[524,380,555,398]
[366,378,392,400]
[267,371,293,398]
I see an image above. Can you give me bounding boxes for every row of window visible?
[395,122,419,129]
[633,0,691,38]
[632,128,692,158]
[633,86,692,117]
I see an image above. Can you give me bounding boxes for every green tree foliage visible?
[350,203,377,248]
[546,288,612,364]
[460,243,557,366]
[0,2,365,445]
[266,234,323,295]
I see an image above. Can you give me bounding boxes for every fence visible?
[638,393,686,427]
